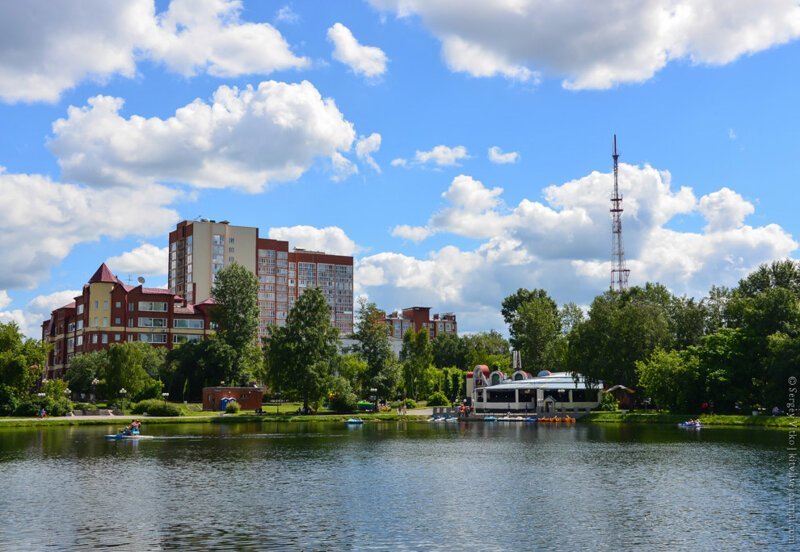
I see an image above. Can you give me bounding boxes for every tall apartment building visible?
[384,307,458,340]
[42,263,214,379]
[169,220,353,338]
[169,220,257,305]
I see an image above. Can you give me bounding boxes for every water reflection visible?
[0,422,791,550]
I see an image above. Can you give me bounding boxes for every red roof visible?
[174,305,196,315]
[57,301,76,310]
[88,263,121,284]
[196,297,216,305]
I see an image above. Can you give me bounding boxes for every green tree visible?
[163,338,238,402]
[101,342,161,401]
[400,327,433,399]
[567,286,673,388]
[462,330,510,370]
[266,288,339,410]
[501,288,557,327]
[559,303,584,335]
[509,297,562,373]
[636,348,701,412]
[351,299,399,399]
[333,353,368,397]
[736,259,800,297]
[65,351,109,397]
[211,262,259,350]
[326,375,358,412]
[0,322,48,397]
[431,333,467,370]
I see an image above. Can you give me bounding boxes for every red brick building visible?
[384,307,458,340]
[42,263,215,379]
[202,386,264,411]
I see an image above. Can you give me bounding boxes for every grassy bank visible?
[582,411,796,428]
[0,412,429,428]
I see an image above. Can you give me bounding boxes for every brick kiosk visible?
[202,387,264,411]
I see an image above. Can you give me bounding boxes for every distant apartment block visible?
[42,263,214,379]
[384,307,458,340]
[169,219,353,338]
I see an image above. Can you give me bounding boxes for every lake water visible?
[0,421,794,550]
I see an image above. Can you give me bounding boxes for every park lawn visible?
[582,411,796,428]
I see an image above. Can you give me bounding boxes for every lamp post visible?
[91,378,99,404]
[162,392,169,406]
[370,388,378,411]
[119,388,127,413]
[64,388,71,401]
[275,391,281,415]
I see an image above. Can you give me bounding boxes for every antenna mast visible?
[610,135,630,292]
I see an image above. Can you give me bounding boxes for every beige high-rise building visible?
[169,219,354,339]
[169,219,258,305]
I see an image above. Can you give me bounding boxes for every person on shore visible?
[772,406,780,416]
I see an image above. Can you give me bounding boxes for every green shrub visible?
[225,401,241,414]
[133,378,163,402]
[0,385,20,416]
[131,399,182,417]
[10,395,72,417]
[427,391,451,407]
[327,376,358,413]
[403,398,417,409]
[598,392,619,411]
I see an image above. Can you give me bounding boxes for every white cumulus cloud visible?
[355,133,382,173]
[0,168,179,289]
[1,289,82,339]
[391,225,432,243]
[416,145,469,166]
[0,0,309,103]
[268,226,359,256]
[488,146,520,164]
[106,243,169,277]
[363,164,797,332]
[48,81,359,192]
[327,22,388,78]
[370,0,800,89]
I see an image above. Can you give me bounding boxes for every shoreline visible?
[581,411,795,428]
[0,412,431,428]
[0,410,795,429]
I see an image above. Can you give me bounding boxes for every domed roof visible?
[537,370,552,377]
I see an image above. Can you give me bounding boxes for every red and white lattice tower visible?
[610,135,630,292]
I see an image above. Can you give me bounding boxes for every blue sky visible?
[1,0,799,337]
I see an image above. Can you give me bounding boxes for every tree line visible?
[502,260,799,414]
[2,259,796,416]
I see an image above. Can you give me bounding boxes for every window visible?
[140,333,167,344]
[77,304,84,315]
[173,334,202,344]
[229,247,235,253]
[94,300,98,309]
[127,335,134,342]
[138,317,167,328]
[213,234,224,245]
[139,301,168,312]
[93,317,98,327]
[102,317,108,327]
[91,334,98,344]
[76,335,83,347]
[76,320,84,331]
[174,319,203,329]
[128,318,134,328]
[114,317,121,325]
[115,334,121,341]
[103,300,109,309]
[101,334,108,344]
[67,338,75,352]
[67,322,75,332]
[115,302,121,308]
[129,303,135,312]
